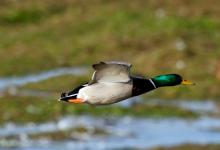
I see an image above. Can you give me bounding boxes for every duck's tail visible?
[59,82,88,102]
[59,92,77,102]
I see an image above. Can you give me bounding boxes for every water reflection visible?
[0,68,219,150]
[0,67,87,91]
[119,98,218,114]
[1,116,220,150]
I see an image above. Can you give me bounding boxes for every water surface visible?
[1,116,220,150]
[0,67,87,91]
[0,68,219,150]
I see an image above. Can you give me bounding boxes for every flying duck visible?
[59,61,194,105]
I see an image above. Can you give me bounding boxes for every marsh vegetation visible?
[0,0,220,149]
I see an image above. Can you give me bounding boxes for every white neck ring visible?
[149,79,157,89]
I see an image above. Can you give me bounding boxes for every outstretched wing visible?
[91,61,132,83]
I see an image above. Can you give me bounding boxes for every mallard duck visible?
[59,61,194,105]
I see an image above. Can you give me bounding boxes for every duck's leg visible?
[68,98,84,104]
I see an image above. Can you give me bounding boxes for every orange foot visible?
[68,98,84,104]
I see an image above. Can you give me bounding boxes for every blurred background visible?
[0,0,220,150]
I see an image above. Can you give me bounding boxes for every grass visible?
[0,125,108,144]
[29,126,108,141]
[0,0,220,125]
[0,0,220,99]
[0,95,198,125]
[20,74,90,93]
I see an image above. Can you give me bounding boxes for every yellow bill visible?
[181,80,195,85]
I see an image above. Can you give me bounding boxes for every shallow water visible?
[118,98,218,114]
[0,68,220,150]
[0,67,87,91]
[1,116,220,150]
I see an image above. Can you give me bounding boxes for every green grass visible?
[0,95,198,125]
[0,0,220,103]
[0,125,108,142]
[29,126,108,141]
[0,9,44,24]
[20,74,90,93]
[0,0,220,126]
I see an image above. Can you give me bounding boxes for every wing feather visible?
[91,61,132,83]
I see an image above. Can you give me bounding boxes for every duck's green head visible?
[152,74,194,87]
